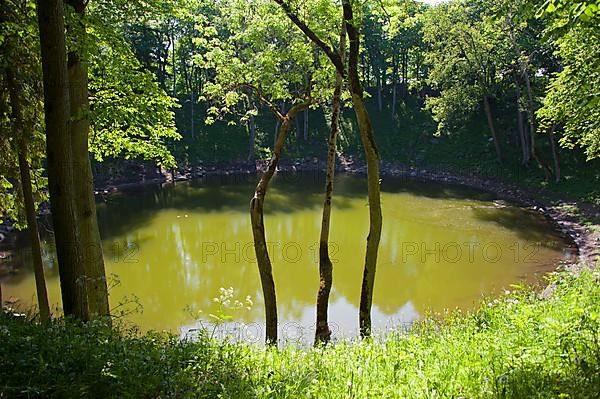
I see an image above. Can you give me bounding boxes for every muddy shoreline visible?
[1,158,598,279]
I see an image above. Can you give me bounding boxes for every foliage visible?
[536,1,600,160]
[0,0,47,228]
[197,0,336,125]
[422,0,512,136]
[85,1,181,168]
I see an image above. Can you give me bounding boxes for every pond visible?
[1,172,574,343]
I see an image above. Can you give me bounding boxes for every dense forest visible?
[0,0,599,397]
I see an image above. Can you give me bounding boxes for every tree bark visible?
[17,145,51,322]
[343,0,383,338]
[191,86,195,140]
[392,54,398,115]
[248,96,256,162]
[376,74,383,112]
[274,0,383,338]
[66,0,110,321]
[251,101,309,345]
[315,21,346,346]
[483,95,503,163]
[303,108,309,141]
[513,74,529,164]
[36,0,88,319]
[274,101,285,147]
[6,68,51,322]
[548,124,561,183]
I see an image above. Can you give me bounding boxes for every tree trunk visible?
[6,68,51,322]
[548,124,561,183]
[343,0,383,338]
[402,51,408,99]
[376,74,383,112]
[315,21,346,346]
[251,102,309,345]
[171,29,176,96]
[274,101,285,147]
[392,84,397,116]
[190,86,195,140]
[36,0,88,319]
[295,114,301,142]
[66,0,110,321]
[248,97,256,162]
[513,74,529,164]
[18,145,51,322]
[274,0,383,338]
[303,108,309,141]
[483,95,503,163]
[392,54,398,115]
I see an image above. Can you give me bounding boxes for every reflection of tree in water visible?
[4,173,570,334]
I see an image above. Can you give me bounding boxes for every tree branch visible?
[229,83,285,121]
[273,0,346,77]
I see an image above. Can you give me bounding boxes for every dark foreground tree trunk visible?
[6,68,51,322]
[36,0,88,319]
[315,21,346,346]
[66,0,110,321]
[251,101,310,345]
[343,0,383,338]
[483,95,503,163]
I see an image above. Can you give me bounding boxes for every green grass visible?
[2,267,599,398]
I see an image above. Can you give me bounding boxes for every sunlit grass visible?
[1,267,599,398]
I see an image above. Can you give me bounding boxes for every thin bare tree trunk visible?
[295,114,301,142]
[392,55,398,115]
[376,74,383,112]
[251,101,309,345]
[191,86,195,140]
[303,108,309,141]
[17,145,51,322]
[548,124,561,183]
[171,28,176,96]
[315,21,346,346]
[483,95,503,163]
[248,96,256,163]
[67,0,110,321]
[6,68,51,322]
[513,74,529,164]
[37,0,87,319]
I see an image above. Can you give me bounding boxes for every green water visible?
[2,173,573,342]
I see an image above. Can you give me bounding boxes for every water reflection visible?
[1,173,573,341]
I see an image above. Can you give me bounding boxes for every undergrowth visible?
[1,268,599,398]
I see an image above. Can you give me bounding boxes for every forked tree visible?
[275,0,383,338]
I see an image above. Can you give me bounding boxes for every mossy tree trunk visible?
[315,21,346,345]
[342,0,383,338]
[36,0,88,319]
[66,0,110,321]
[251,101,310,345]
[275,0,384,338]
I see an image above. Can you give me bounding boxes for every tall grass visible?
[1,268,599,398]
